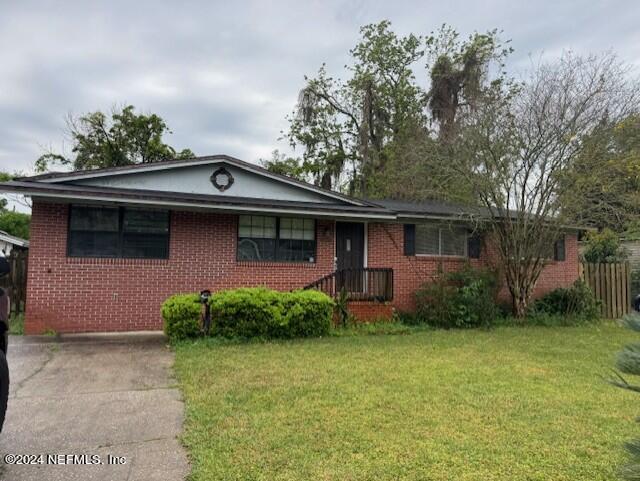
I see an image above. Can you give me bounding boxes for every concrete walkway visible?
[0,332,189,481]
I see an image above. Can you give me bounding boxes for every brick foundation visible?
[347,301,395,322]
[24,202,580,333]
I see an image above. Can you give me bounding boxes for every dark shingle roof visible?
[367,199,486,218]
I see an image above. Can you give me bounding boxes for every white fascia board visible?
[29,192,397,221]
[38,158,218,183]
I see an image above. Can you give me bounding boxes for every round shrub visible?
[209,287,334,339]
[210,287,284,338]
[282,290,334,338]
[161,293,201,340]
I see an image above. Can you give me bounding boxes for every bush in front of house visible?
[281,289,335,338]
[413,265,500,329]
[529,279,600,322]
[161,293,202,340]
[210,288,281,338]
[162,288,334,341]
[210,287,334,339]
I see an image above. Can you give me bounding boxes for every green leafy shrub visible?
[210,288,283,338]
[582,229,628,263]
[210,287,334,339]
[413,266,500,328]
[162,293,201,340]
[282,290,335,338]
[529,279,600,321]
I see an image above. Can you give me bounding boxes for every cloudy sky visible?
[2,0,639,179]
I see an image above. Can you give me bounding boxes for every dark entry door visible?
[335,222,365,294]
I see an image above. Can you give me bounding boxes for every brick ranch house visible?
[0,155,579,334]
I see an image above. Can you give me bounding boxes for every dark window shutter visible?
[404,224,416,256]
[554,236,566,261]
[468,234,482,259]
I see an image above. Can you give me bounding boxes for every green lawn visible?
[174,323,638,481]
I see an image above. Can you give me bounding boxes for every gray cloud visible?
[1,0,639,179]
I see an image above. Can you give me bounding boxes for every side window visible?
[411,224,468,257]
[278,218,315,262]
[68,206,120,257]
[68,206,169,259]
[122,209,170,259]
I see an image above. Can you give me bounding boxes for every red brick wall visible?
[348,302,395,322]
[366,222,579,313]
[24,203,580,333]
[25,202,336,334]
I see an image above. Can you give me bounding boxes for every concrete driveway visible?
[0,332,189,481]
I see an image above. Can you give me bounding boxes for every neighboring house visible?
[0,155,579,334]
[0,230,29,256]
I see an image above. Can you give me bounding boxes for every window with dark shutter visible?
[404,224,415,256]
[468,234,482,259]
[554,236,566,261]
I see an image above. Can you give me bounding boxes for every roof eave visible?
[27,192,396,220]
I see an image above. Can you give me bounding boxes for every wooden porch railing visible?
[304,268,393,302]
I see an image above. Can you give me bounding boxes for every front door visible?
[335,222,365,294]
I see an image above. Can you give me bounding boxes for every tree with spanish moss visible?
[285,21,509,200]
[286,21,425,195]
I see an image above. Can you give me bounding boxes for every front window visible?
[68,205,169,259]
[238,215,316,262]
[415,224,467,257]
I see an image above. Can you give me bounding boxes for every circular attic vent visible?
[210,167,234,192]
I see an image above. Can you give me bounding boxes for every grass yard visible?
[174,323,638,481]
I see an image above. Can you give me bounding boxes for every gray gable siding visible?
[70,163,334,204]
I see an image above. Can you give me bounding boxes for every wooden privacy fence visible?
[0,250,28,315]
[579,262,631,319]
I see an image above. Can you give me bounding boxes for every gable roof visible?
[18,154,374,208]
[1,154,498,222]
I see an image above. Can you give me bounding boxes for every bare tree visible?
[454,52,640,317]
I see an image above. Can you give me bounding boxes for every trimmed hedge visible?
[162,288,334,341]
[210,288,334,339]
[161,293,201,340]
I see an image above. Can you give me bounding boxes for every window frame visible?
[236,215,317,263]
[414,224,469,258]
[67,205,171,259]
